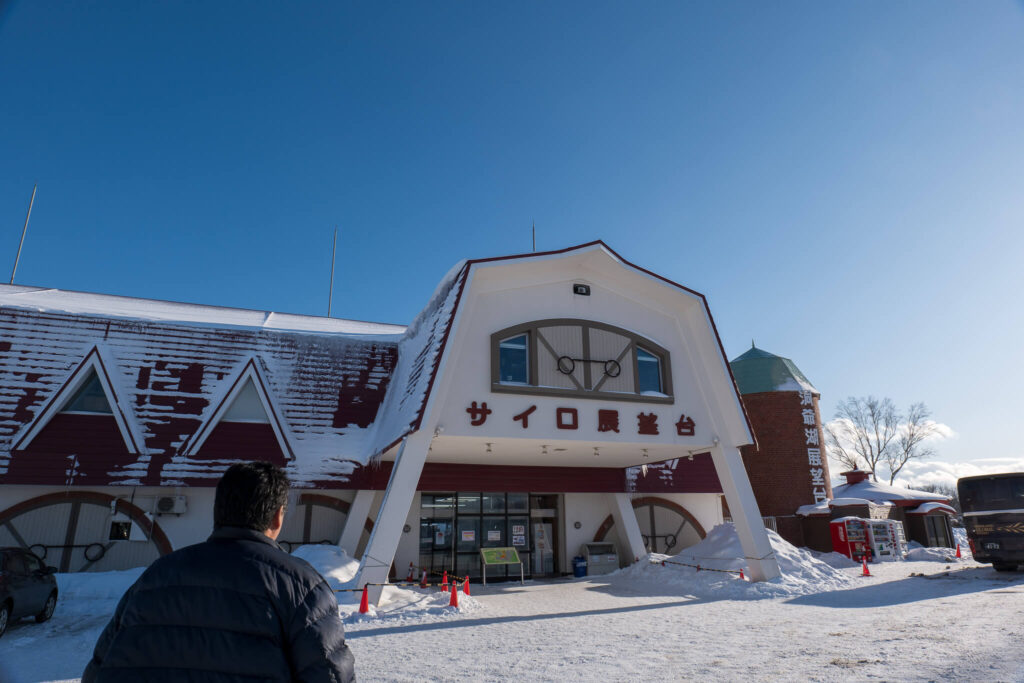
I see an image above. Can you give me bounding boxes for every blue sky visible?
[2,2,1023,480]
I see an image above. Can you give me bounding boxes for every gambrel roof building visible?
[0,242,784,597]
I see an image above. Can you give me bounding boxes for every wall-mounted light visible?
[485,442,493,453]
[641,448,648,458]
[403,524,411,533]
[573,283,591,296]
[574,521,582,530]
[541,444,548,455]
[593,447,600,457]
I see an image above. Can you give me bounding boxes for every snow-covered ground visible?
[2,526,1022,682]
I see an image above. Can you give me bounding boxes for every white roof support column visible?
[610,493,647,565]
[338,489,377,558]
[710,444,781,582]
[355,430,432,604]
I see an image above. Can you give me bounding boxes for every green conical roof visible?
[729,344,818,395]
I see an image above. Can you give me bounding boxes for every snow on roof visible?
[365,260,469,458]
[0,284,406,336]
[832,479,951,503]
[906,502,957,515]
[0,240,753,488]
[795,501,831,516]
[830,497,890,507]
[0,303,399,487]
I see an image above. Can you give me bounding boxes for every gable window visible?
[490,320,672,403]
[498,334,530,385]
[222,379,270,423]
[636,347,663,395]
[61,372,113,415]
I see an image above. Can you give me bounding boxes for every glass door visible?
[420,492,537,582]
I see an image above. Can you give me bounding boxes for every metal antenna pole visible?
[327,227,337,317]
[10,184,37,284]
[532,220,535,252]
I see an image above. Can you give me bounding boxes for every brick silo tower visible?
[728,344,832,548]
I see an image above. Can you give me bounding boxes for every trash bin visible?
[581,543,619,575]
[572,556,587,578]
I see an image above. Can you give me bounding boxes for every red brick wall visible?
[739,391,833,547]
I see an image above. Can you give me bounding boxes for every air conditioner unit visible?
[154,495,187,515]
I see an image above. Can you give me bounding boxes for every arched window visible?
[490,320,672,403]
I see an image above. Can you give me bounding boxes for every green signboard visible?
[481,547,521,565]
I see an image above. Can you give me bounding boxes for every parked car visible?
[0,547,58,638]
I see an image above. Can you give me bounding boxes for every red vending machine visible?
[831,517,871,562]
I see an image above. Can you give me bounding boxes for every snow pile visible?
[904,541,963,563]
[613,524,853,599]
[341,585,483,626]
[291,543,484,624]
[808,550,860,569]
[291,544,360,590]
[56,567,144,606]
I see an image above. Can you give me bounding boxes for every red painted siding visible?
[628,453,722,494]
[6,414,134,485]
[341,460,719,494]
[195,422,287,466]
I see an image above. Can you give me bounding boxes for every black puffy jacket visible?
[82,527,355,682]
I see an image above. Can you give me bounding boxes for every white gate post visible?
[709,444,781,581]
[355,431,432,604]
[609,493,647,564]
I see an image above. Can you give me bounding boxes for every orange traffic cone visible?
[955,544,962,559]
[406,563,415,582]
[358,585,369,614]
[861,556,871,577]
[449,581,459,608]
[441,570,448,592]
[463,576,470,596]
[420,570,428,589]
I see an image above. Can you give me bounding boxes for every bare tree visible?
[885,402,941,484]
[823,396,899,481]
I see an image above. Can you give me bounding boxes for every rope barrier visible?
[332,579,469,593]
[653,557,746,577]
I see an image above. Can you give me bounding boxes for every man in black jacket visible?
[83,461,355,682]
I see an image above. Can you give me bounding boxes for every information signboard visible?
[479,547,524,585]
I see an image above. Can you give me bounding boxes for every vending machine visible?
[866,519,907,561]
[830,517,871,562]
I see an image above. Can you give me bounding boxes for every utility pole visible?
[9,184,37,284]
[328,227,337,317]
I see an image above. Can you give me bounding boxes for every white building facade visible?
[0,242,779,601]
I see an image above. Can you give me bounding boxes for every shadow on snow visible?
[784,567,1024,609]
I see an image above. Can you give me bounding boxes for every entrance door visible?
[531,520,556,575]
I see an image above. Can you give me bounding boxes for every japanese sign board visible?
[800,390,828,503]
[480,547,521,565]
[465,401,697,439]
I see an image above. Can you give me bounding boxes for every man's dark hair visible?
[214,461,290,531]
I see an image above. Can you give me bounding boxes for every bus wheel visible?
[993,563,1018,572]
